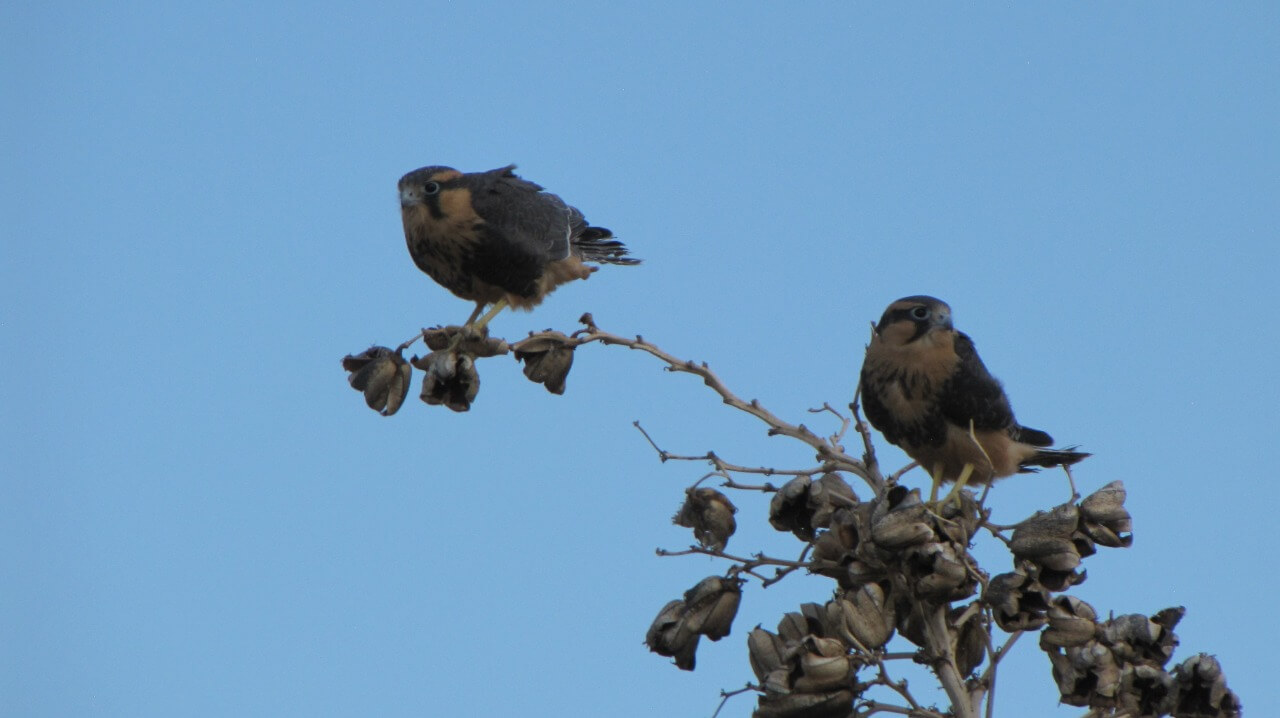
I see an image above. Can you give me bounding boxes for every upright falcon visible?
[859,296,1089,489]
[398,164,639,329]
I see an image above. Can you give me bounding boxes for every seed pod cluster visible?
[1042,601,1240,716]
[645,576,743,670]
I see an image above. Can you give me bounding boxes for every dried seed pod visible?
[793,650,851,693]
[421,325,509,356]
[1048,640,1121,708]
[870,486,934,549]
[1171,653,1242,718]
[984,569,1050,632]
[906,541,975,602]
[769,474,860,541]
[752,690,855,718]
[827,583,895,650]
[1103,606,1182,666]
[1041,595,1099,648]
[1078,480,1133,548]
[769,476,816,539]
[934,489,982,544]
[511,330,578,394]
[415,350,480,412]
[645,599,699,671]
[1011,504,1084,572]
[777,611,811,644]
[775,603,830,644]
[342,346,412,416]
[681,576,742,641]
[952,605,986,677]
[748,627,788,681]
[1117,663,1176,717]
[807,473,858,530]
[673,487,737,551]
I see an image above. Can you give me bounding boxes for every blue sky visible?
[3,3,1276,716]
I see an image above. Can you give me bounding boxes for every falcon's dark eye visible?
[422,181,441,195]
[910,306,930,320]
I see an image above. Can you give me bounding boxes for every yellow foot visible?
[471,298,509,333]
[939,463,976,508]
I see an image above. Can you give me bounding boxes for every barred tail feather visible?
[1019,447,1091,472]
[574,226,641,265]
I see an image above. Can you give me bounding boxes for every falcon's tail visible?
[574,227,641,265]
[1018,447,1091,473]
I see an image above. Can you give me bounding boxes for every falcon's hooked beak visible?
[399,185,424,208]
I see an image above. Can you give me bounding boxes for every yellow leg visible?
[471,297,508,332]
[446,299,508,352]
[941,462,976,507]
[928,463,944,503]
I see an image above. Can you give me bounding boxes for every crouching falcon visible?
[859,295,1089,489]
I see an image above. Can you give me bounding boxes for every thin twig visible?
[396,329,425,352]
[889,460,920,483]
[577,320,881,493]
[710,684,758,718]
[657,546,812,569]
[634,422,827,478]
[809,401,852,448]
[721,477,781,492]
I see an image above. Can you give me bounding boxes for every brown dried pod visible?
[870,486,934,549]
[1041,595,1099,648]
[793,650,852,693]
[777,612,810,644]
[421,325,509,356]
[415,350,480,412]
[1079,480,1134,548]
[893,599,929,648]
[826,583,895,650]
[934,489,982,544]
[984,569,1051,632]
[828,506,863,553]
[342,346,412,416]
[1117,663,1176,717]
[511,330,579,394]
[681,576,742,641]
[1047,640,1121,708]
[753,690,855,718]
[645,599,699,671]
[769,475,817,539]
[952,605,986,677]
[807,473,858,530]
[810,531,848,576]
[1103,606,1182,666]
[1011,504,1084,572]
[1171,653,1242,718]
[777,603,827,643]
[673,487,737,551]
[906,541,975,602]
[748,627,788,681]
[769,474,859,542]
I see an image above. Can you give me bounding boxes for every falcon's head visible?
[872,295,953,347]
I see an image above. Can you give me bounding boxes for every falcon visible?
[859,296,1089,497]
[398,164,639,331]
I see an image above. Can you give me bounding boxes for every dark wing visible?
[937,332,1016,432]
[470,166,573,261]
[457,167,574,297]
